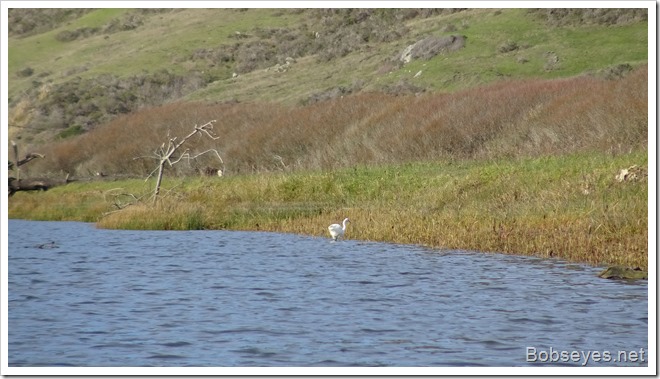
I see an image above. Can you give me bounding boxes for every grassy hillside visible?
[8,8,648,147]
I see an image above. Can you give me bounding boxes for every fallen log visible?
[8,140,58,196]
[8,175,74,196]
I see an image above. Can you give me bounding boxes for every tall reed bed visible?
[26,65,647,178]
[10,150,647,269]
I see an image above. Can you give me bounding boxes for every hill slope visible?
[8,8,648,147]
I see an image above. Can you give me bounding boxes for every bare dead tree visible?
[9,152,45,171]
[140,120,224,204]
[9,173,74,197]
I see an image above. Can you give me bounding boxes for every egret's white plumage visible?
[328,218,350,241]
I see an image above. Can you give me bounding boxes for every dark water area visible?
[7,220,648,367]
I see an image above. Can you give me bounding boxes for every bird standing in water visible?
[328,218,350,241]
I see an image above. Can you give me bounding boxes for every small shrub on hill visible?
[57,125,84,139]
[23,70,209,138]
[381,80,427,96]
[16,67,34,78]
[8,8,93,37]
[498,40,519,53]
[102,13,144,33]
[187,8,426,73]
[235,40,278,73]
[302,81,364,105]
[528,8,647,26]
[596,63,634,80]
[55,27,100,42]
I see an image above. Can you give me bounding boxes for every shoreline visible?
[8,151,648,269]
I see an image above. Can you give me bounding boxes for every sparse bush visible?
[191,46,235,64]
[22,70,209,138]
[528,8,647,26]
[102,13,144,33]
[316,29,365,62]
[498,40,519,53]
[312,9,411,62]
[17,67,34,78]
[377,58,403,74]
[62,65,89,77]
[8,8,93,37]
[57,125,84,139]
[55,27,100,42]
[543,51,560,71]
[382,80,426,96]
[187,8,423,72]
[11,9,149,40]
[303,81,364,105]
[597,63,634,80]
[235,40,277,73]
[134,9,180,15]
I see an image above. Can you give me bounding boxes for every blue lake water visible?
[7,219,648,368]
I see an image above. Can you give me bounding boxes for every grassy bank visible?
[8,150,648,269]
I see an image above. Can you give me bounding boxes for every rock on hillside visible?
[400,35,467,63]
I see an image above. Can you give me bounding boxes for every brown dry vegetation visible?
[28,65,647,178]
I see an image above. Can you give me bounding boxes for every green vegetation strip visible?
[9,151,647,269]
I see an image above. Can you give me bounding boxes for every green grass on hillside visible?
[407,9,648,90]
[8,8,648,139]
[8,9,306,95]
[190,8,649,99]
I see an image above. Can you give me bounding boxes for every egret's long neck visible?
[342,219,348,230]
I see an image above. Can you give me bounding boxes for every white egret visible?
[328,218,350,241]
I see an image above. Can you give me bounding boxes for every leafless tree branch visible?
[144,120,223,204]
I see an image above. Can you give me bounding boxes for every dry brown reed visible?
[27,65,647,178]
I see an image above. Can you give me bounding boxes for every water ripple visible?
[8,220,648,367]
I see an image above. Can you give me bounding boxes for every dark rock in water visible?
[35,241,59,249]
[598,266,647,280]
